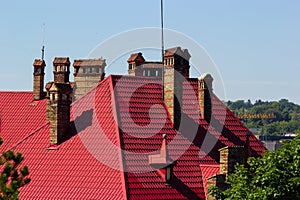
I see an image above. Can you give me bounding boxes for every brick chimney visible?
[127,52,145,76]
[207,146,244,199]
[163,47,190,130]
[198,73,213,123]
[219,146,244,176]
[73,58,106,99]
[53,57,70,83]
[46,57,73,145]
[33,59,46,100]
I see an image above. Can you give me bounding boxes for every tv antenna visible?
[161,0,165,100]
[41,23,45,60]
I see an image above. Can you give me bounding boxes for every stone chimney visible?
[127,52,145,76]
[163,47,191,130]
[219,146,244,176]
[207,146,244,199]
[198,73,213,123]
[73,58,106,99]
[46,57,73,145]
[33,59,46,100]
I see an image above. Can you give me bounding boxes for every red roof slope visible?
[0,75,266,199]
[112,76,266,199]
[0,92,46,151]
[113,76,206,199]
[1,78,126,199]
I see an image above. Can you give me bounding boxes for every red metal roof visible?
[0,78,126,199]
[0,92,46,151]
[0,75,266,199]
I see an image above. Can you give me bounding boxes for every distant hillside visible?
[225,99,300,136]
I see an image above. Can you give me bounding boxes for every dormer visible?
[149,134,177,184]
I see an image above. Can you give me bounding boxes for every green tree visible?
[226,99,300,136]
[209,135,300,200]
[0,138,30,200]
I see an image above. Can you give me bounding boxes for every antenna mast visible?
[161,0,165,100]
[41,23,45,60]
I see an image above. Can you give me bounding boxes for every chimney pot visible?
[33,59,46,100]
[198,73,213,123]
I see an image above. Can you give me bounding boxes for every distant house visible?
[0,47,266,199]
[259,133,296,151]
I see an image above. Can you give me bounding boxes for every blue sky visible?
[1,1,299,104]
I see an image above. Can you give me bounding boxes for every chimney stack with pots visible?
[45,57,74,145]
[33,59,46,100]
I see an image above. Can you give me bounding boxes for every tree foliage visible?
[209,135,300,200]
[226,99,300,136]
[0,138,30,200]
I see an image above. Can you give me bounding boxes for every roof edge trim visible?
[108,75,129,199]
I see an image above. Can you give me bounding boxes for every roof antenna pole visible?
[161,0,165,101]
[41,23,45,60]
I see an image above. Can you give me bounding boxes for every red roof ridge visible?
[8,122,50,151]
[107,75,128,199]
[0,91,33,94]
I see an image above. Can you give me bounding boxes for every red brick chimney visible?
[33,59,46,100]
[53,57,70,83]
[46,57,73,145]
[198,73,213,123]
[127,52,145,76]
[163,47,191,130]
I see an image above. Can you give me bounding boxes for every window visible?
[96,67,100,73]
[83,68,86,73]
[129,63,133,70]
[143,70,146,76]
[90,67,93,73]
[147,69,151,76]
[156,70,159,77]
[51,93,55,101]
[171,58,174,65]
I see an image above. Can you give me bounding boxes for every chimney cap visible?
[73,58,106,67]
[164,46,191,61]
[53,57,70,65]
[127,52,145,63]
[218,145,244,152]
[33,59,46,67]
[198,73,213,81]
